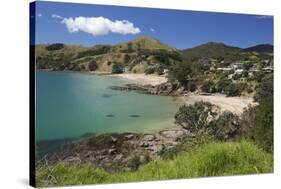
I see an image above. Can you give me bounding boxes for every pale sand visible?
[110,73,168,86]
[182,94,257,115]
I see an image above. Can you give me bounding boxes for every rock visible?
[108,148,117,155]
[111,136,117,143]
[142,135,155,141]
[114,154,123,161]
[139,141,150,147]
[160,130,189,140]
[125,134,134,140]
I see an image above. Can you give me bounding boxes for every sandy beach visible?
[182,94,257,115]
[109,73,168,86]
[109,73,256,115]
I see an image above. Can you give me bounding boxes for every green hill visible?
[180,42,241,61]
[35,36,180,73]
[243,44,273,53]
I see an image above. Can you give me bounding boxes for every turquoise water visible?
[36,72,181,141]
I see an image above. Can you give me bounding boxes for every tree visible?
[156,66,164,75]
[254,74,273,103]
[210,111,240,140]
[252,97,273,152]
[88,60,98,71]
[168,62,192,88]
[216,79,231,93]
[224,83,240,97]
[175,101,217,133]
[201,80,215,93]
[111,63,124,74]
[240,97,273,153]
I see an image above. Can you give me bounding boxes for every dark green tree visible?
[168,62,192,88]
[88,60,98,71]
[175,101,217,133]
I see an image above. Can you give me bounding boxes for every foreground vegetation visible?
[36,141,272,187]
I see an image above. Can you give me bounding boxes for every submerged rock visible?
[106,114,115,117]
[129,114,141,118]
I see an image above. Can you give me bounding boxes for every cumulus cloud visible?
[52,15,141,36]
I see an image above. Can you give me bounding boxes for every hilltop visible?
[35,36,181,73]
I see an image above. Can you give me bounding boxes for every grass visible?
[36,141,273,187]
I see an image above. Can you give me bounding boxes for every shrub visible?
[174,101,217,133]
[224,83,240,97]
[201,80,215,93]
[156,66,164,75]
[111,64,124,74]
[128,155,141,171]
[240,97,273,152]
[216,79,231,93]
[188,82,197,92]
[254,74,273,103]
[210,111,240,140]
[144,67,155,75]
[168,62,192,88]
[88,61,98,71]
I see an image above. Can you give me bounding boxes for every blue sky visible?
[33,1,273,49]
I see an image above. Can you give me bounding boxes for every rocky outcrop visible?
[38,128,190,172]
[109,82,186,96]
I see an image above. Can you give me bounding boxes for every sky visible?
[32,1,273,49]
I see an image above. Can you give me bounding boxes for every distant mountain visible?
[243,44,273,53]
[180,42,241,61]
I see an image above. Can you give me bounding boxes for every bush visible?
[216,79,231,93]
[210,111,240,140]
[254,74,273,103]
[144,67,155,75]
[168,62,192,88]
[240,97,273,152]
[128,156,141,171]
[224,83,240,97]
[156,66,164,75]
[88,61,98,71]
[201,80,215,93]
[188,82,197,92]
[175,101,217,133]
[111,64,124,74]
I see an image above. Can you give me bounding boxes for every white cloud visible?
[150,27,155,32]
[52,15,141,36]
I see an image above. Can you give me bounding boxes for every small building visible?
[231,63,243,70]
[235,69,244,75]
[262,67,273,73]
[217,67,232,72]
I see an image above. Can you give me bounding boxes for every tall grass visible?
[36,141,273,187]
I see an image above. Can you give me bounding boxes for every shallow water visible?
[36,71,182,141]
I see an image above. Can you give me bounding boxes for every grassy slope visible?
[36,141,273,187]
